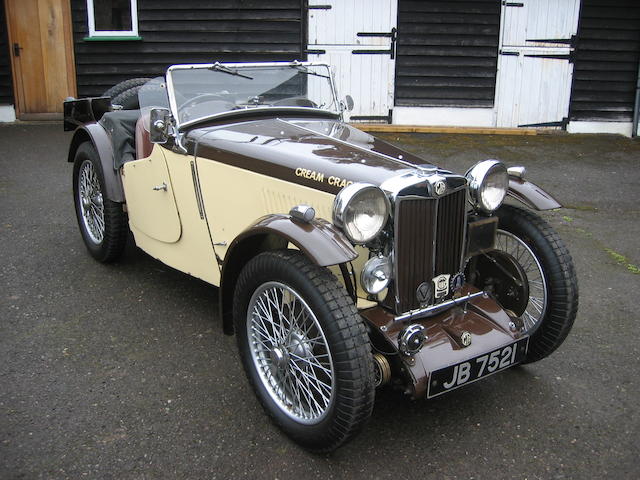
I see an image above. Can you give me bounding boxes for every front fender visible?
[508,178,561,211]
[68,123,125,203]
[219,214,358,334]
[234,215,358,267]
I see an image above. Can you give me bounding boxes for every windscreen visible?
[138,77,170,111]
[166,64,339,126]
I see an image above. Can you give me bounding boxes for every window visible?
[86,0,139,38]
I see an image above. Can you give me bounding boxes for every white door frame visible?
[494,0,580,128]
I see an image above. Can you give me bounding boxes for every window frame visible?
[86,0,139,38]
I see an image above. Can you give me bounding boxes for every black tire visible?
[72,142,128,262]
[103,78,152,100]
[111,86,142,110]
[233,250,375,452]
[474,205,578,363]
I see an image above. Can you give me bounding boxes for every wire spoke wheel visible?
[234,250,375,451]
[77,160,105,244]
[481,204,579,363]
[247,282,334,424]
[494,229,547,333]
[72,142,127,263]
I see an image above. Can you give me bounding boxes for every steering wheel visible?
[180,93,228,109]
[271,97,318,108]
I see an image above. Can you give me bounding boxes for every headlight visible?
[466,160,509,213]
[333,183,390,244]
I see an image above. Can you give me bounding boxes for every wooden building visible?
[1,0,639,135]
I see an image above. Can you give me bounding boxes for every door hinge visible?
[357,32,394,38]
[352,49,393,56]
[391,27,397,59]
[349,109,393,124]
[518,117,569,129]
[305,49,326,55]
[308,4,332,9]
[499,50,520,56]
[503,1,524,6]
[525,37,573,46]
[13,43,22,57]
[354,27,397,59]
[523,52,574,63]
[190,161,205,220]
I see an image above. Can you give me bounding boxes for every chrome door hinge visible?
[190,161,205,220]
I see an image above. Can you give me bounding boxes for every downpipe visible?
[633,59,640,138]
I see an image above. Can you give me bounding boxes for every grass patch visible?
[604,248,640,274]
[567,227,638,274]
[564,204,598,212]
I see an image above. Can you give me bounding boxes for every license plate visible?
[427,337,529,399]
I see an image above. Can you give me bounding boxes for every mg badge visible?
[460,331,472,347]
[416,282,433,306]
[434,181,446,196]
[432,274,451,299]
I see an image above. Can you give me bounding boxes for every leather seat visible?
[135,112,153,159]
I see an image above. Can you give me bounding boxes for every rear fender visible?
[68,124,124,203]
[219,214,358,335]
[507,178,561,211]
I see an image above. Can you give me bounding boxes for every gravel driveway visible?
[1,124,638,479]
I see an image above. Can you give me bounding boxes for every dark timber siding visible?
[395,0,500,108]
[570,0,640,122]
[72,0,304,98]
[0,2,13,105]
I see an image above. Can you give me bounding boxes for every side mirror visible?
[339,95,355,113]
[345,95,354,111]
[149,108,172,144]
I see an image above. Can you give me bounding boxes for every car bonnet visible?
[188,118,436,195]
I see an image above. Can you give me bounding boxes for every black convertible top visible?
[99,110,140,169]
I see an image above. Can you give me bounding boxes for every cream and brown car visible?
[64,62,578,452]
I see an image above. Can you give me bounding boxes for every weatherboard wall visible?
[71,0,305,98]
[394,0,501,108]
[569,0,640,123]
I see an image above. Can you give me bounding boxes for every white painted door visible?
[495,0,580,128]
[307,0,397,122]
[501,0,581,47]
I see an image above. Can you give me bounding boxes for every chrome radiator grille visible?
[394,189,467,313]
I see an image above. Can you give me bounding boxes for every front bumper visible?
[360,286,526,399]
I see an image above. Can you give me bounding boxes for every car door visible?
[121,146,182,243]
[121,145,221,286]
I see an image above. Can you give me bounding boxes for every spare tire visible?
[103,78,152,100]
[111,86,142,110]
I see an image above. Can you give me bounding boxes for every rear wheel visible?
[72,142,127,262]
[471,205,578,363]
[233,250,375,452]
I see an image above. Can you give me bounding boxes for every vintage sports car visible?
[64,62,578,452]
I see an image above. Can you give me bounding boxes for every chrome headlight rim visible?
[333,182,390,245]
[465,160,509,213]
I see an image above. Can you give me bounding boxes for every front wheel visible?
[233,250,375,452]
[471,205,578,363]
